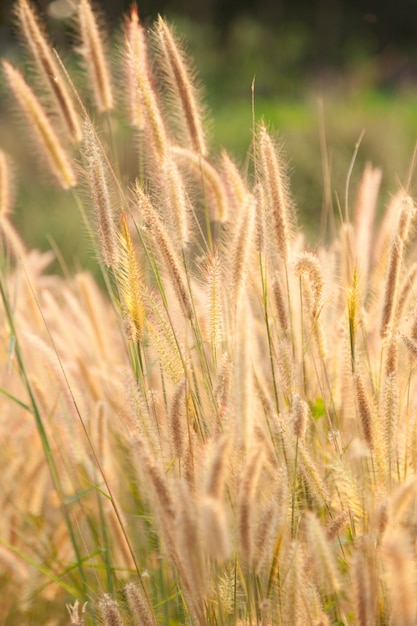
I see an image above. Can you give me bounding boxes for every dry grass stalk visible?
[77,0,113,112]
[156,16,206,156]
[16,0,82,142]
[2,61,77,189]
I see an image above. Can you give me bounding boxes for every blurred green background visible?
[2,0,417,270]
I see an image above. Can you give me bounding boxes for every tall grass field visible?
[2,1,417,624]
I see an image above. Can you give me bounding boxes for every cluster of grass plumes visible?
[3,1,417,625]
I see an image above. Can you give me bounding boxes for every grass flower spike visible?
[2,61,77,188]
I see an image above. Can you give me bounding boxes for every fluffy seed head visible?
[353,370,374,449]
[125,582,156,626]
[156,16,206,156]
[83,122,118,266]
[290,393,309,438]
[3,60,77,189]
[98,594,124,626]
[124,5,146,129]
[16,0,82,142]
[77,0,113,112]
[257,124,293,262]
[117,212,145,340]
[294,251,324,317]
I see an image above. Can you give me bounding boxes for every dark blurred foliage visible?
[2,0,417,90]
